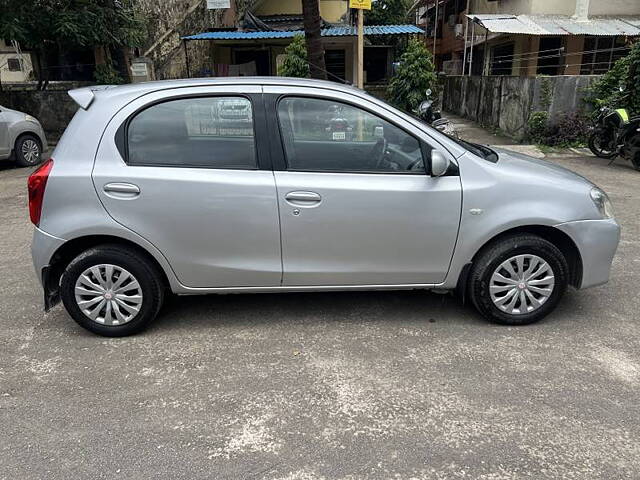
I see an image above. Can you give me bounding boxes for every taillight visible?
[28,158,54,226]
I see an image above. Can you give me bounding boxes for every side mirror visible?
[426,88,432,96]
[431,151,450,177]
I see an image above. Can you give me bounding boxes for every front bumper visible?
[555,218,620,289]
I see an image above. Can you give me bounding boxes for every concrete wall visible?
[442,74,601,140]
[253,0,348,23]
[589,0,640,15]
[0,82,89,140]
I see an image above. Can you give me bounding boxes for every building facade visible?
[417,0,640,76]
[179,0,422,85]
[0,39,33,84]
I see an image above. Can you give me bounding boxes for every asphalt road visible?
[1,154,639,479]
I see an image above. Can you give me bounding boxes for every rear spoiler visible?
[68,85,116,110]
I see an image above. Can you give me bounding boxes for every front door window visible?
[277,97,426,174]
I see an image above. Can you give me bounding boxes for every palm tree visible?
[301,0,327,80]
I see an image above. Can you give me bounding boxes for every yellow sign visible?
[349,0,371,9]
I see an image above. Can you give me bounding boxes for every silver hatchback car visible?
[30,78,620,336]
[0,105,47,167]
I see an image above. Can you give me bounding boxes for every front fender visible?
[442,151,598,288]
[9,120,47,151]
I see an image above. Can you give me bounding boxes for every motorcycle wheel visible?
[588,133,617,159]
[632,153,640,171]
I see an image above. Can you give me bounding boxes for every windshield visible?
[445,135,499,163]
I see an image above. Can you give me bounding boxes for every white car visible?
[0,105,47,167]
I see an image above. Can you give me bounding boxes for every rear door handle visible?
[284,191,322,206]
[103,182,140,198]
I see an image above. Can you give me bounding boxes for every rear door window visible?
[127,96,256,169]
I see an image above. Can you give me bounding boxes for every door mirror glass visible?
[431,151,450,177]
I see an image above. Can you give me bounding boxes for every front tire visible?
[469,234,569,326]
[14,134,42,167]
[588,132,617,159]
[60,245,165,336]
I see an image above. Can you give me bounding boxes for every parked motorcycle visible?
[416,89,458,138]
[588,101,640,170]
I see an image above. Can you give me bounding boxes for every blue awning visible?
[183,24,423,41]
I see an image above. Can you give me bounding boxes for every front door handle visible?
[284,191,322,206]
[103,182,140,198]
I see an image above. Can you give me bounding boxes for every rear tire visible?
[14,134,42,167]
[469,234,569,326]
[60,245,164,336]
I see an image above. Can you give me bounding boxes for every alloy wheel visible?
[21,139,40,164]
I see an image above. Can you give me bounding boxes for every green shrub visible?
[584,40,640,115]
[527,111,549,143]
[387,39,438,113]
[278,35,309,78]
[544,112,589,147]
[94,63,123,85]
[527,111,588,147]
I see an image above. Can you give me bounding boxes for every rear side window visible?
[126,97,256,169]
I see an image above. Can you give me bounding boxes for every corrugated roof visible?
[467,14,640,36]
[183,24,423,40]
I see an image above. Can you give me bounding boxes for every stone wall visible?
[442,75,602,140]
[0,82,91,140]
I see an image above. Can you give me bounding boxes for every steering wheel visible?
[406,158,424,171]
[370,138,388,169]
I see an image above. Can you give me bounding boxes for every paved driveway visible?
[1,155,639,479]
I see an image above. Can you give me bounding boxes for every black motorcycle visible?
[588,105,640,170]
[416,89,457,137]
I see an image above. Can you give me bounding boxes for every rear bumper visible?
[31,227,65,286]
[555,218,620,289]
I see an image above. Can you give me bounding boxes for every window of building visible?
[7,58,21,71]
[581,36,629,75]
[537,37,564,75]
[277,97,426,174]
[127,97,257,169]
[490,43,514,76]
[325,49,346,83]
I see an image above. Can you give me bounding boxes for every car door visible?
[0,108,10,158]
[93,86,282,288]
[264,86,462,286]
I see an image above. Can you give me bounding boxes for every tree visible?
[278,35,310,78]
[365,0,410,25]
[0,0,144,85]
[301,0,327,80]
[387,38,438,113]
[584,40,640,115]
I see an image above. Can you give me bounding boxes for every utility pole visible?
[357,8,364,88]
[350,0,371,89]
[432,0,438,59]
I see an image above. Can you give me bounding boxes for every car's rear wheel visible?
[14,134,42,167]
[469,234,569,326]
[60,245,164,336]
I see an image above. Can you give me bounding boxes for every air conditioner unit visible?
[448,15,457,27]
[454,24,464,37]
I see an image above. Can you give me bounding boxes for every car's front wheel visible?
[14,134,42,167]
[469,234,569,326]
[60,245,165,336]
